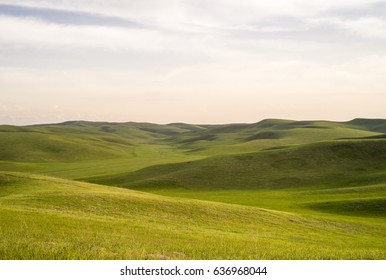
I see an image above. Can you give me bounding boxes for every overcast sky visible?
[1,0,386,125]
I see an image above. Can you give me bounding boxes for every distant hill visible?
[1,118,385,163]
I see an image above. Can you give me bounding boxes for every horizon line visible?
[1,117,384,127]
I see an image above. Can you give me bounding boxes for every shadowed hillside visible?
[90,139,386,190]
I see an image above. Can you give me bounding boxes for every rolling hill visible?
[89,139,386,190]
[0,118,385,259]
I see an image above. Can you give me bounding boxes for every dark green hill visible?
[86,138,386,220]
[89,139,386,190]
[347,118,386,133]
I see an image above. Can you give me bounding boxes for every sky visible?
[1,0,386,125]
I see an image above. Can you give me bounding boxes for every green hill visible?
[0,120,200,162]
[90,139,386,190]
[164,119,380,156]
[347,118,386,133]
[88,139,386,218]
[0,118,382,164]
[0,121,203,178]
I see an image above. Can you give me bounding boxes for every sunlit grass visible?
[0,172,385,259]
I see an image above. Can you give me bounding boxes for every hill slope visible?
[90,139,386,190]
[0,121,191,162]
[0,172,385,259]
[88,139,386,217]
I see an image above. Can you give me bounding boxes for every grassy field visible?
[0,118,385,259]
[1,172,385,259]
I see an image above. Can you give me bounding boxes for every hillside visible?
[0,172,385,259]
[90,139,386,190]
[164,119,381,156]
[0,121,191,162]
[88,138,386,218]
[0,121,203,178]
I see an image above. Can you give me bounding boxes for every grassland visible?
[0,118,385,259]
[1,172,385,259]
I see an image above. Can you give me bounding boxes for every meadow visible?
[0,118,385,259]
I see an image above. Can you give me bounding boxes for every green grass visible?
[307,198,386,217]
[1,118,386,259]
[0,172,385,259]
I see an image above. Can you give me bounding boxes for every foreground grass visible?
[0,172,385,259]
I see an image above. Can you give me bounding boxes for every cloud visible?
[309,16,386,39]
[0,0,380,29]
[0,15,172,51]
[2,0,384,42]
[340,17,386,39]
[321,1,386,19]
[0,3,142,27]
